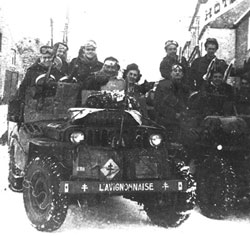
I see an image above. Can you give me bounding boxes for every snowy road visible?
[1,105,250,236]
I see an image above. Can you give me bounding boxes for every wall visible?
[235,16,249,67]
[0,8,23,99]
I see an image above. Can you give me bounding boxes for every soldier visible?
[69,40,103,88]
[159,40,189,84]
[122,63,148,117]
[154,63,190,139]
[52,42,69,76]
[122,63,142,95]
[197,67,234,116]
[86,57,125,91]
[17,45,64,102]
[9,45,63,123]
[189,38,228,91]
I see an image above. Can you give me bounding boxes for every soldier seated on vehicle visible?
[86,57,125,91]
[68,40,103,86]
[9,46,64,123]
[52,42,69,76]
[122,63,148,117]
[199,68,234,116]
[18,45,65,100]
[154,63,190,140]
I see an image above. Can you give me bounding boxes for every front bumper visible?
[59,179,187,194]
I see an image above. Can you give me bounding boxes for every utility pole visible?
[50,18,54,47]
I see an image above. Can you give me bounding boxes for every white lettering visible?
[132,183,138,191]
[99,184,104,192]
[214,2,220,14]
[98,182,155,192]
[203,0,239,24]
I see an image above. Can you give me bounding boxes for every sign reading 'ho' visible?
[200,0,240,28]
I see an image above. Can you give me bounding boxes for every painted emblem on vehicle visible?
[101,159,120,180]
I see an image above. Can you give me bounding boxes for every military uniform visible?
[69,57,103,88]
[160,55,189,81]
[154,79,190,127]
[198,81,234,116]
[18,62,64,101]
[190,56,228,91]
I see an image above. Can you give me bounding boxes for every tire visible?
[8,143,23,192]
[196,156,237,219]
[142,162,196,228]
[23,156,68,232]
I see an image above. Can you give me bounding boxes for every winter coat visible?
[154,79,190,126]
[69,57,103,89]
[86,70,125,91]
[159,55,189,80]
[189,55,228,91]
[60,59,69,76]
[198,81,234,116]
[18,62,64,101]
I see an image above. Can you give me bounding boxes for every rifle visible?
[178,47,182,63]
[202,57,216,81]
[223,58,235,83]
[36,47,58,109]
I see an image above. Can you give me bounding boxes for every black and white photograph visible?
[1,0,250,235]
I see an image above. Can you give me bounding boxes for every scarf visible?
[79,54,99,67]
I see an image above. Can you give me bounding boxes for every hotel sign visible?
[199,0,242,29]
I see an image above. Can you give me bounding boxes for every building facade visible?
[183,0,250,68]
[0,7,23,102]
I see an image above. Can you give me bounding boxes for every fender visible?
[29,137,75,149]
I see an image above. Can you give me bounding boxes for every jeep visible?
[7,82,196,231]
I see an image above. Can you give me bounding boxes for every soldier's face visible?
[127,70,139,84]
[40,53,53,67]
[212,72,223,86]
[84,46,96,59]
[103,60,118,76]
[206,44,217,57]
[171,65,183,83]
[56,44,68,59]
[166,45,177,57]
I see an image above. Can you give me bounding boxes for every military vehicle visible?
[7,80,196,232]
[183,72,250,220]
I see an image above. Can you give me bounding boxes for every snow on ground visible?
[1,104,250,236]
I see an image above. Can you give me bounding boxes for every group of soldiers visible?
[17,40,144,100]
[15,38,250,134]
[155,38,250,136]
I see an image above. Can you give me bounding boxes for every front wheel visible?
[196,156,237,219]
[142,162,196,228]
[23,156,68,232]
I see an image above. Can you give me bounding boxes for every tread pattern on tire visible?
[23,156,68,232]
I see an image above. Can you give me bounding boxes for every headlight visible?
[70,132,85,144]
[217,144,223,151]
[149,134,162,147]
